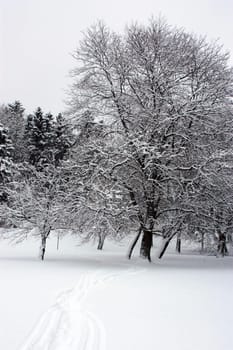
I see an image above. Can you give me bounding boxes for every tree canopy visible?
[67,19,233,260]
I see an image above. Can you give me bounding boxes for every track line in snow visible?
[19,267,142,350]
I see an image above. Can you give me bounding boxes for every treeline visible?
[1,19,233,261]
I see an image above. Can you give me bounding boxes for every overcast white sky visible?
[0,0,233,115]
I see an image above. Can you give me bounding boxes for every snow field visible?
[0,231,233,350]
[19,273,108,350]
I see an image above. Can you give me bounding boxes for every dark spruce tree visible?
[25,108,72,169]
[25,108,54,168]
[53,113,73,166]
[25,108,46,167]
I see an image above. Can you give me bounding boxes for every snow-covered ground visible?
[0,231,233,350]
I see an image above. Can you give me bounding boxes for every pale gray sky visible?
[1,0,233,114]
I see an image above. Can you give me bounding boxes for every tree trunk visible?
[127,226,142,259]
[201,232,204,253]
[140,229,153,262]
[97,232,106,250]
[217,232,228,257]
[176,234,181,254]
[39,227,51,260]
[39,236,47,260]
[158,233,176,259]
[57,232,60,250]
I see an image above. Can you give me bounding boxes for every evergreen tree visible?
[0,101,26,163]
[25,108,72,169]
[0,124,14,202]
[25,107,54,168]
[53,113,73,166]
[7,100,25,118]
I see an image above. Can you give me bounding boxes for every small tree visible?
[4,164,74,260]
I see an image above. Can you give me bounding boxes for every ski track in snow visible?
[19,267,141,350]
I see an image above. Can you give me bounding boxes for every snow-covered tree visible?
[0,124,14,203]
[3,164,75,259]
[66,113,132,249]
[25,108,72,169]
[53,113,73,166]
[25,107,54,168]
[67,19,233,260]
[0,101,26,163]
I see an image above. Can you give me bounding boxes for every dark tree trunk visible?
[127,226,142,259]
[140,229,153,262]
[158,233,176,259]
[217,232,228,257]
[201,232,204,253]
[176,236,181,253]
[39,227,51,260]
[97,232,106,250]
[40,236,47,260]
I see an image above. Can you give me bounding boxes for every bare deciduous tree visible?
[68,19,233,260]
[2,164,75,260]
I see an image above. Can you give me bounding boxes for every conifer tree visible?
[25,107,54,168]
[25,108,72,169]
[0,101,26,163]
[0,124,14,202]
[7,100,25,118]
[53,113,73,166]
